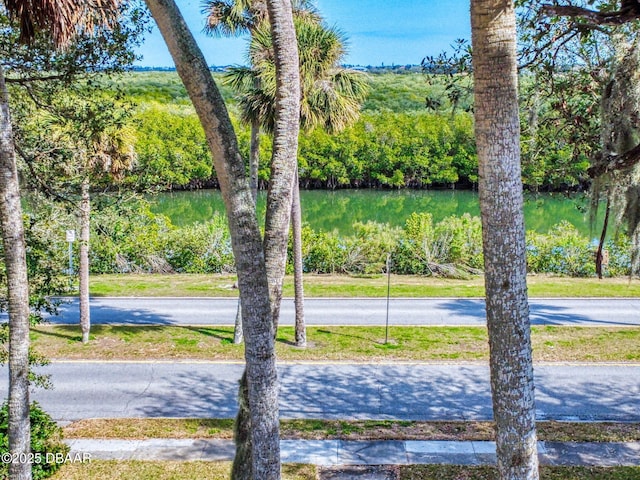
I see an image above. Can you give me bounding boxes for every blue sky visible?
[135,0,471,67]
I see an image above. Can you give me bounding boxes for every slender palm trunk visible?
[250,117,260,205]
[0,65,32,480]
[291,168,306,347]
[233,301,244,344]
[471,2,539,479]
[146,0,300,480]
[263,0,300,330]
[79,177,91,343]
[240,2,300,477]
[233,118,261,345]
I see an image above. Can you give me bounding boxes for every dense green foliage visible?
[297,112,476,188]
[116,71,589,191]
[131,105,213,189]
[0,402,69,480]
[34,200,629,278]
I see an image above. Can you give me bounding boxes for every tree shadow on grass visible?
[308,328,384,346]
[184,326,235,344]
[31,325,84,341]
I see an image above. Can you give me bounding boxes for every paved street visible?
[8,297,638,428]
[44,297,640,326]
[3,362,638,422]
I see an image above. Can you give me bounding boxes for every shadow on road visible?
[133,365,495,421]
[534,368,640,421]
[44,299,176,326]
[136,367,241,418]
[436,299,628,326]
[131,364,640,423]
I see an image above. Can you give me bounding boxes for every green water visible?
[150,189,601,237]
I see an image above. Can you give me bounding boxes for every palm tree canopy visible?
[225,17,369,134]
[202,0,318,37]
[202,0,258,37]
[5,0,121,46]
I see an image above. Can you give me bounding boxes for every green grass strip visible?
[31,325,640,363]
[63,419,640,443]
[89,273,640,298]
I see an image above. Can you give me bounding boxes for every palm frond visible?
[202,0,250,37]
[5,0,121,46]
[222,0,368,134]
[222,65,258,92]
[202,0,270,36]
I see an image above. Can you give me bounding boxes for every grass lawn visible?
[49,462,640,480]
[399,466,640,479]
[88,273,640,298]
[30,325,640,362]
[49,463,640,480]
[63,418,640,443]
[51,462,315,480]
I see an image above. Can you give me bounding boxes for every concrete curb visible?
[66,438,640,466]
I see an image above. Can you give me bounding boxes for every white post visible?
[66,229,76,275]
[385,253,391,344]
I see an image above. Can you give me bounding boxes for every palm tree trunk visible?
[142,2,299,479]
[250,117,260,205]
[471,1,539,479]
[263,0,301,330]
[0,65,32,480]
[233,118,261,345]
[246,2,300,478]
[291,167,306,347]
[79,177,91,344]
[233,300,244,344]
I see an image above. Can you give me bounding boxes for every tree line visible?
[129,74,594,192]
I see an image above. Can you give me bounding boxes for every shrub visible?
[394,213,483,277]
[83,201,631,278]
[164,215,234,273]
[526,221,596,277]
[343,222,399,274]
[299,227,345,274]
[0,402,69,480]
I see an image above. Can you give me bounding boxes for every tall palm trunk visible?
[263,0,300,329]
[236,2,300,478]
[79,176,91,343]
[0,65,32,480]
[143,1,299,478]
[250,117,260,204]
[291,167,306,347]
[233,117,261,345]
[471,2,539,480]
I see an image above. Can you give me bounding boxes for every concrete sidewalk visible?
[67,438,640,467]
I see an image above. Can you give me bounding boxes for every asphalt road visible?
[2,362,638,423]
[42,297,640,326]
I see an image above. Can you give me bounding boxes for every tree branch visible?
[542,3,640,26]
[14,144,76,206]
[589,142,640,177]
[5,74,71,84]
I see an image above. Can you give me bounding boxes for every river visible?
[150,189,603,237]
